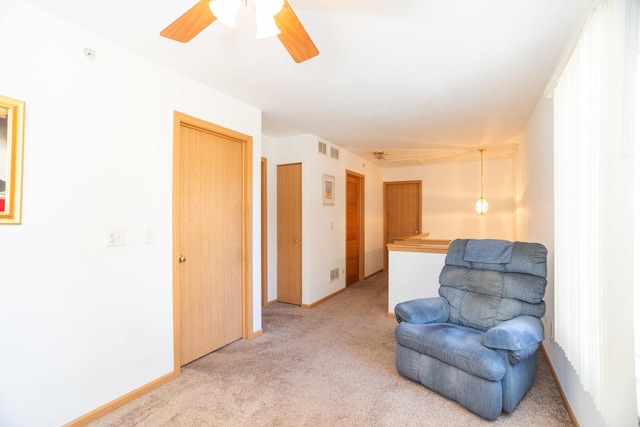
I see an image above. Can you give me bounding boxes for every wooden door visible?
[174,113,251,367]
[277,163,302,305]
[346,171,364,286]
[384,181,422,268]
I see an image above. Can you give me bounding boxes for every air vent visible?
[330,268,340,281]
[388,157,424,167]
[318,141,327,155]
[330,146,340,160]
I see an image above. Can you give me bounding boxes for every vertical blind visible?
[553,0,636,421]
[553,2,605,413]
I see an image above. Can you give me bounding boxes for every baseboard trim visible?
[302,288,347,309]
[541,343,579,427]
[364,269,384,280]
[63,370,178,427]
[248,328,264,339]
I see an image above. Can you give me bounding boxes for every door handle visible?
[178,255,187,263]
[293,238,298,243]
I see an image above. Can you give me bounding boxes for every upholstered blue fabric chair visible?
[394,238,547,420]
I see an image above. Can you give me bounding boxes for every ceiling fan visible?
[160,0,319,63]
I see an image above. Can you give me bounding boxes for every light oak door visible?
[384,181,422,269]
[174,115,247,366]
[277,163,302,305]
[346,171,364,286]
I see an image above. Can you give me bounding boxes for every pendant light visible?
[475,149,489,215]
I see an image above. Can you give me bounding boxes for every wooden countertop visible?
[387,234,451,254]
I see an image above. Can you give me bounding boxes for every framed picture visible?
[0,95,25,224]
[322,173,335,206]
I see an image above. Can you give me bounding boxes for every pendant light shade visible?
[475,198,489,215]
[475,149,489,215]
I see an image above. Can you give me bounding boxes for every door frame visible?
[261,157,268,307]
[345,170,365,284]
[172,111,253,373]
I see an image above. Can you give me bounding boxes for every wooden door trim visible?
[346,170,365,283]
[172,111,253,373]
[383,180,422,270]
[261,157,268,307]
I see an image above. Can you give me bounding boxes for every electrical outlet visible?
[106,229,125,246]
[145,228,156,244]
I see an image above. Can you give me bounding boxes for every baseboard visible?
[63,370,178,427]
[364,269,385,280]
[302,287,346,309]
[541,344,579,427]
[248,328,264,339]
[387,312,396,319]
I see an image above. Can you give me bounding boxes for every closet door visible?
[277,163,302,305]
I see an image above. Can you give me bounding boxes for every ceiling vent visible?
[388,158,424,167]
[318,141,327,155]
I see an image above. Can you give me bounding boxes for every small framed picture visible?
[322,174,335,206]
[0,94,25,225]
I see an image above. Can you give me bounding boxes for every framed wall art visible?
[322,173,335,206]
[0,95,25,224]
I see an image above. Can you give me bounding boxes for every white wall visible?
[266,134,384,305]
[0,2,262,426]
[383,159,514,240]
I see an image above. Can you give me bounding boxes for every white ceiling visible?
[26,0,589,166]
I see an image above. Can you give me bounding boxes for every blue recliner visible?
[394,238,547,420]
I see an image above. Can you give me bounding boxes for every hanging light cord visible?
[479,149,484,198]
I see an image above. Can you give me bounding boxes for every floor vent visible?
[318,141,327,155]
[330,146,340,160]
[330,268,340,281]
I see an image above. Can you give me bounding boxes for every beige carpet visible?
[90,272,573,426]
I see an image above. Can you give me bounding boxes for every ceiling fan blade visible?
[275,1,319,63]
[160,0,217,43]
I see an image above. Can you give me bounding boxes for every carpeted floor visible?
[90,272,573,426]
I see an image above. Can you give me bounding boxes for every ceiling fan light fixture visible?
[255,14,281,38]
[209,0,241,27]
[372,151,388,160]
[254,0,284,15]
[254,0,284,38]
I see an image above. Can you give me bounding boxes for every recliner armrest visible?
[483,316,545,365]
[394,297,449,324]
[483,315,544,351]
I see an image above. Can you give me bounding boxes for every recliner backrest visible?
[438,239,547,331]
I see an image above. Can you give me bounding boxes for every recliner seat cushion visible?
[395,321,506,381]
